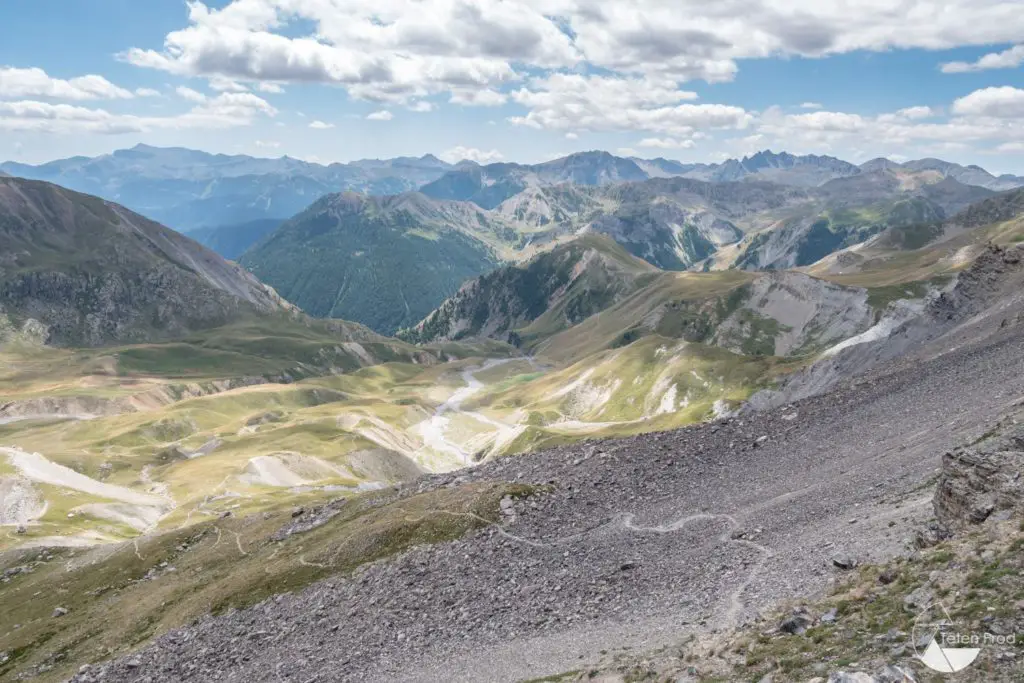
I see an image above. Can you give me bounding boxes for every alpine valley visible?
[2,145,1024,683]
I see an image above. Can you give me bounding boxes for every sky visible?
[2,0,1024,173]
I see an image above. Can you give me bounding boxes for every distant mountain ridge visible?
[4,145,1022,261]
[0,144,455,234]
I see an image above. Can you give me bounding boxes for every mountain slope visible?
[399,234,658,345]
[187,219,283,261]
[240,192,506,333]
[727,171,995,271]
[900,157,1024,191]
[0,177,294,346]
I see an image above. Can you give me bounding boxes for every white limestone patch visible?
[2,448,167,508]
[0,476,46,526]
[239,453,350,488]
[823,299,926,358]
[72,502,166,532]
[656,385,678,415]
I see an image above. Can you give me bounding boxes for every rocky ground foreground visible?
[64,247,1024,682]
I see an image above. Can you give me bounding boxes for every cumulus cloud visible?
[952,86,1024,118]
[175,86,208,103]
[309,119,335,129]
[942,44,1024,73]
[0,92,276,134]
[895,106,935,120]
[207,76,248,92]
[507,73,746,138]
[799,102,823,109]
[876,106,936,123]
[135,88,162,97]
[439,146,504,163]
[0,66,134,100]
[755,91,1024,156]
[366,109,393,120]
[120,0,1024,112]
[449,89,507,107]
[638,137,696,149]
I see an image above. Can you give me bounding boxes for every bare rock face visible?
[934,422,1024,527]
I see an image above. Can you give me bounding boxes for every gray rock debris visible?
[65,303,1024,683]
[934,422,1024,527]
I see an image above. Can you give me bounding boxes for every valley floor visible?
[63,296,1024,682]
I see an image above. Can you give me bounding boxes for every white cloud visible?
[439,146,504,164]
[175,86,208,103]
[257,82,284,93]
[896,106,935,120]
[407,101,433,113]
[616,147,640,157]
[0,66,134,101]
[508,73,745,138]
[255,139,281,148]
[309,119,335,129]
[996,141,1024,153]
[952,86,1024,118]
[638,137,696,149]
[876,106,937,123]
[755,92,1024,158]
[208,76,248,92]
[121,0,1024,113]
[135,87,162,98]
[799,102,823,109]
[942,45,1024,73]
[565,132,578,140]
[0,92,276,134]
[449,89,507,107]
[366,109,393,120]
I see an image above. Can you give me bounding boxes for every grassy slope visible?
[0,482,542,683]
[240,193,505,334]
[528,270,756,363]
[402,233,659,345]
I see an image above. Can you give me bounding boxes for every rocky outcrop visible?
[935,421,1024,527]
[749,243,1024,410]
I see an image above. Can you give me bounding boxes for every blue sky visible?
[2,0,1024,173]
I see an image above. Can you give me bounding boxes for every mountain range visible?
[3,145,1023,337]
[234,165,996,332]
[5,146,1022,248]
[0,144,454,235]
